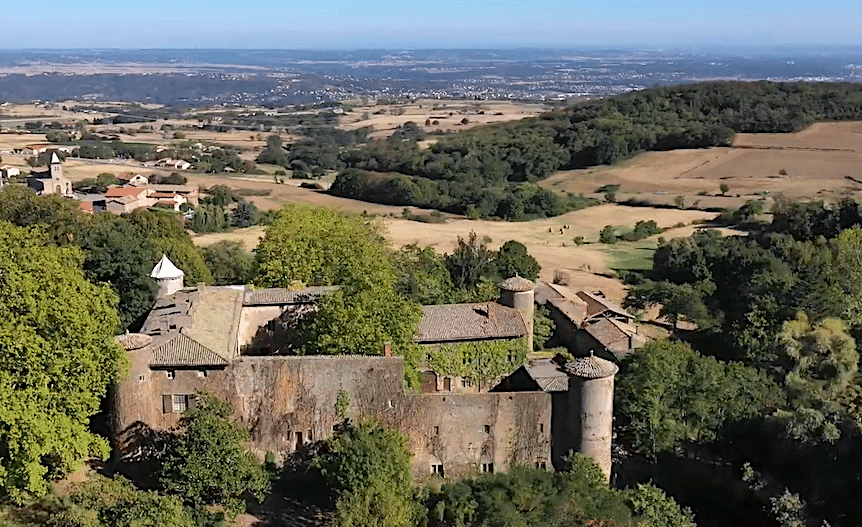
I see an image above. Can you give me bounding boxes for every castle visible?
[112,256,619,480]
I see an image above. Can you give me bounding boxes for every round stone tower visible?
[151,254,184,297]
[564,352,619,482]
[112,332,155,461]
[499,275,535,351]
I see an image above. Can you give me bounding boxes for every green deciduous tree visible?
[0,222,125,500]
[77,215,159,331]
[625,483,696,527]
[49,475,196,527]
[445,232,496,289]
[313,420,419,527]
[617,340,783,457]
[496,240,540,280]
[201,240,256,286]
[124,209,212,285]
[599,225,617,244]
[255,204,392,289]
[159,392,270,517]
[393,243,458,305]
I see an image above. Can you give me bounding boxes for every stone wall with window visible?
[113,352,552,479]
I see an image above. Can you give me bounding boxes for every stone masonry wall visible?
[113,354,552,478]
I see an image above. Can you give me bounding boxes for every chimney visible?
[383,341,392,357]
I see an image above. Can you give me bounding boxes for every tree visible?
[312,420,419,527]
[720,183,729,195]
[599,225,617,244]
[0,186,89,245]
[124,209,213,285]
[255,204,392,289]
[533,306,555,351]
[202,240,257,285]
[0,222,125,500]
[445,232,496,289]
[49,475,196,527]
[496,240,540,280]
[159,392,270,517]
[625,484,696,527]
[617,340,783,457]
[393,243,458,305]
[231,200,261,228]
[77,214,160,331]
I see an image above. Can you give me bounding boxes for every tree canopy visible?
[0,222,125,500]
[158,392,270,517]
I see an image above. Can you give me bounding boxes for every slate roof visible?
[565,353,619,379]
[417,302,527,343]
[243,286,338,306]
[150,333,229,368]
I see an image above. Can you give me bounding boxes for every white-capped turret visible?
[151,254,184,297]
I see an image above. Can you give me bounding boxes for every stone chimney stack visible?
[498,275,535,352]
[563,352,619,482]
[150,254,185,298]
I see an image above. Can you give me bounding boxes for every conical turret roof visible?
[564,352,619,379]
[50,152,60,164]
[500,275,535,292]
[151,254,184,280]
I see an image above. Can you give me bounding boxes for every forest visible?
[618,197,862,525]
[319,81,862,219]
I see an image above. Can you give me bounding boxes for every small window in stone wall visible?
[484,425,490,434]
[431,464,445,477]
[166,370,175,380]
[463,378,473,387]
[197,370,207,378]
[433,426,440,435]
[481,463,494,473]
[539,423,544,433]
[535,461,547,470]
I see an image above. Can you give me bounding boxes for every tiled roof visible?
[523,358,569,392]
[105,186,146,198]
[565,353,619,379]
[500,275,535,292]
[243,286,338,306]
[576,290,634,320]
[583,318,631,348]
[417,302,527,343]
[150,333,229,367]
[115,333,152,351]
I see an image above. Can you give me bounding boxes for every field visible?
[4,109,859,304]
[339,99,550,139]
[541,121,862,208]
[193,205,722,303]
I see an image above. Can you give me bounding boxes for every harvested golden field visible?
[339,99,549,139]
[194,205,721,304]
[542,121,862,207]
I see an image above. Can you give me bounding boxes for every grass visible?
[598,240,657,272]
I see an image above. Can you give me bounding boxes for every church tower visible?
[49,152,63,181]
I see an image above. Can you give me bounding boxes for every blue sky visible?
[3,0,860,48]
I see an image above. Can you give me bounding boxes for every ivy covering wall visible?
[426,338,527,387]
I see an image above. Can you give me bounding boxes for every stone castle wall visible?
[112,354,551,478]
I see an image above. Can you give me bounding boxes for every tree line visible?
[320,81,862,219]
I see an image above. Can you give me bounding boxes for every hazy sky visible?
[3,0,860,48]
